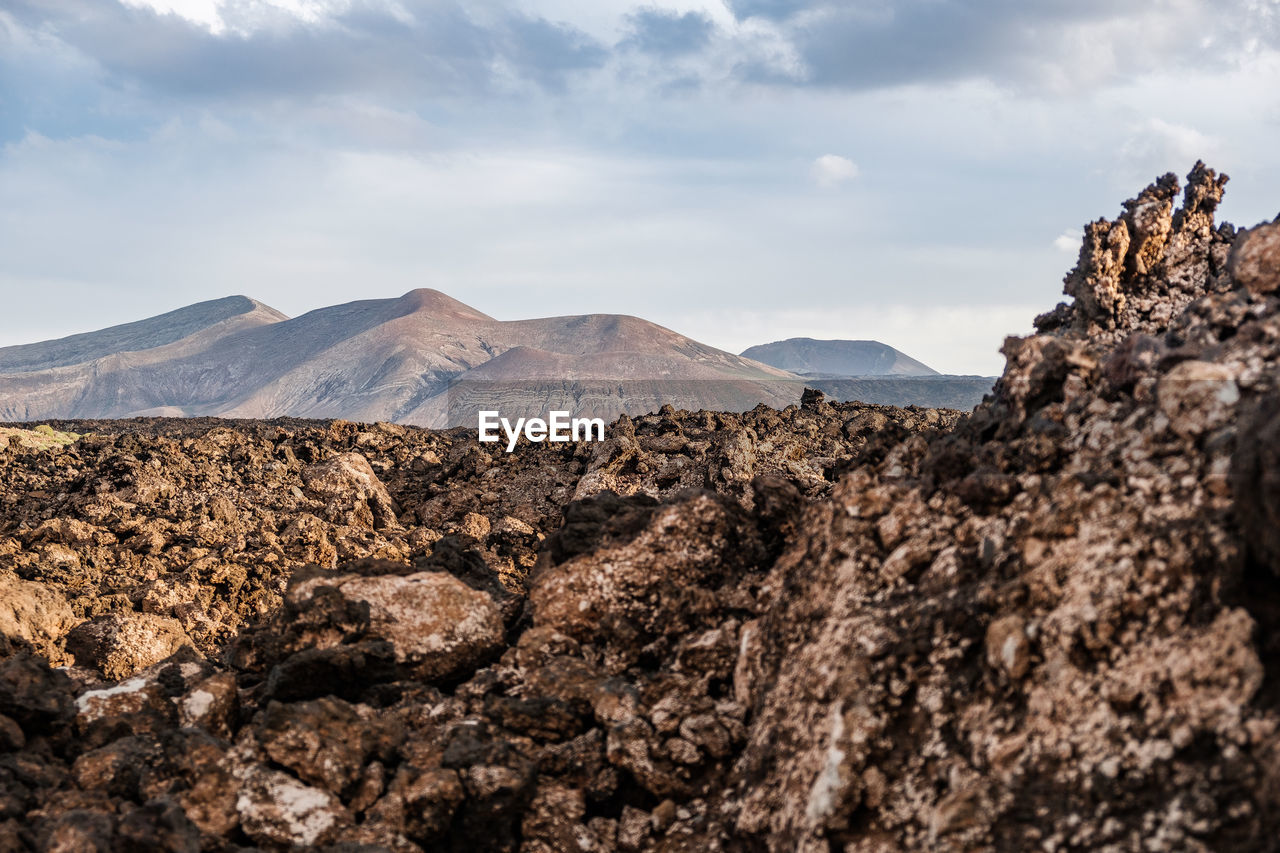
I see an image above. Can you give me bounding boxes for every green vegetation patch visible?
[0,425,82,450]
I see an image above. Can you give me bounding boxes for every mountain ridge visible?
[0,289,804,425]
[0,290,994,424]
[0,295,287,374]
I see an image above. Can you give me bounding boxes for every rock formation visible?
[0,163,1277,851]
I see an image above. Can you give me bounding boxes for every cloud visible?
[811,154,858,187]
[8,0,1280,121]
[724,0,810,22]
[118,0,225,32]
[1,0,608,106]
[1053,229,1080,253]
[1122,118,1223,168]
[734,0,1280,93]
[621,8,715,56]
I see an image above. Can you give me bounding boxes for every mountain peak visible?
[396,289,495,322]
[0,295,287,375]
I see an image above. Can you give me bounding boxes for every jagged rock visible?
[303,452,400,530]
[0,573,75,662]
[1045,162,1233,340]
[261,566,505,685]
[235,765,347,847]
[177,671,238,737]
[65,613,194,680]
[1228,219,1280,296]
[531,491,766,672]
[257,696,403,795]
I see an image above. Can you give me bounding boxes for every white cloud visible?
[1146,117,1222,162]
[118,0,224,31]
[811,154,859,187]
[1121,117,1224,172]
[1053,229,1080,253]
[116,0,359,35]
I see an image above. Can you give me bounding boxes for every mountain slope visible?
[0,289,799,425]
[741,337,939,376]
[0,296,287,374]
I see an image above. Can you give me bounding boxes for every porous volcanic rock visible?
[64,612,194,680]
[1,163,1277,852]
[0,573,75,662]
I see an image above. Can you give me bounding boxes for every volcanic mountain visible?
[0,290,799,426]
[741,337,939,376]
[741,337,997,409]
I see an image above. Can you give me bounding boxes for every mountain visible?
[0,296,287,374]
[741,337,939,376]
[739,337,995,409]
[0,289,801,426]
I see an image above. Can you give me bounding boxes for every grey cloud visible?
[9,0,1276,116]
[621,9,715,56]
[501,16,609,89]
[3,0,606,102]
[735,0,1274,91]
[725,0,811,22]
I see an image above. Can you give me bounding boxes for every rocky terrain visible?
[797,375,994,412]
[0,162,1278,851]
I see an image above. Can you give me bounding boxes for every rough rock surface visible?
[0,574,75,662]
[1,164,1278,851]
[64,612,195,680]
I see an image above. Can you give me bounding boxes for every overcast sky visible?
[2,0,1278,374]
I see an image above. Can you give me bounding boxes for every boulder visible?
[302,453,399,530]
[65,613,194,680]
[0,573,76,660]
[235,766,347,848]
[281,568,504,683]
[1228,219,1280,296]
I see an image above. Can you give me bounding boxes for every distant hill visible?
[0,294,1002,424]
[741,337,939,377]
[739,337,995,410]
[0,290,800,426]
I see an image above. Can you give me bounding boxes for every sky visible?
[2,0,1278,374]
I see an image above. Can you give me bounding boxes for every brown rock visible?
[65,613,194,680]
[289,569,504,681]
[1227,220,1280,295]
[178,672,238,737]
[257,696,402,795]
[235,766,347,848]
[456,511,491,540]
[0,573,76,660]
[1157,359,1240,437]
[302,452,400,530]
